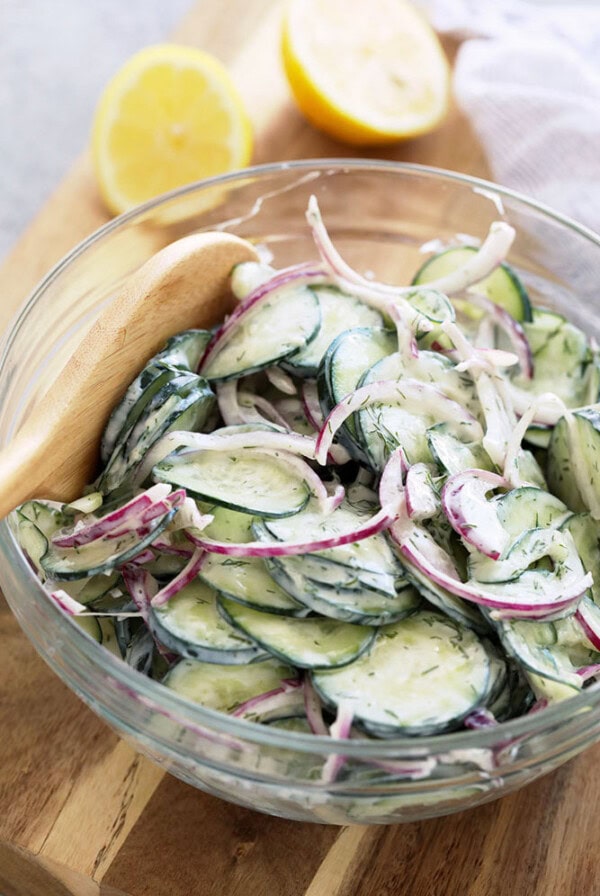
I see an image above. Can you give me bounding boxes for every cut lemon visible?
[282,0,450,146]
[92,44,253,215]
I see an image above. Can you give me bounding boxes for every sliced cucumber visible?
[548,408,600,516]
[317,326,396,457]
[258,492,404,576]
[99,373,215,494]
[164,656,298,716]
[312,610,491,736]
[40,505,177,580]
[413,246,532,322]
[560,513,600,606]
[267,558,421,625]
[153,449,310,518]
[150,578,266,664]
[219,597,376,669]
[283,286,382,377]
[495,602,600,701]
[155,329,212,371]
[201,285,321,381]
[427,424,495,475]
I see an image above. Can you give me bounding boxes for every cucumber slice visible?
[99,375,215,494]
[413,246,532,322]
[150,579,266,664]
[40,505,177,580]
[494,487,570,537]
[219,597,376,669]
[197,503,307,614]
[312,610,491,736]
[268,550,401,598]
[155,329,212,370]
[153,449,310,518]
[560,513,600,606]
[100,362,176,466]
[201,555,306,616]
[164,656,298,716]
[283,286,382,377]
[427,424,494,475]
[266,558,421,625]
[495,602,600,701]
[317,326,396,458]
[548,408,600,516]
[201,285,321,381]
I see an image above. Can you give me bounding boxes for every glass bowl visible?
[2,160,600,825]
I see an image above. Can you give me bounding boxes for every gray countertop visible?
[0,0,192,263]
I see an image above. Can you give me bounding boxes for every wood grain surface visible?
[0,2,586,895]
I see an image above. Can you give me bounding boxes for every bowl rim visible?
[3,157,600,759]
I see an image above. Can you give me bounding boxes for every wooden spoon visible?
[0,231,259,519]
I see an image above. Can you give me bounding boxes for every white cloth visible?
[417,0,600,231]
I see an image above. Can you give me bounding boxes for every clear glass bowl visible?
[2,160,600,825]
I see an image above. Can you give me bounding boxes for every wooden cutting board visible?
[1,3,597,895]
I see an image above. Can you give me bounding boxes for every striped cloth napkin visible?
[419,0,600,232]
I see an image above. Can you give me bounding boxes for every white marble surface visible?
[0,0,193,262]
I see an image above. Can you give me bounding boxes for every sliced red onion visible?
[167,497,213,534]
[405,463,439,522]
[464,708,498,729]
[505,382,567,426]
[266,366,297,396]
[150,534,195,558]
[503,393,563,487]
[231,678,303,719]
[321,702,354,784]
[388,303,419,360]
[150,547,206,608]
[575,601,600,652]
[359,754,438,779]
[468,292,533,379]
[301,382,352,466]
[441,469,510,559]
[303,677,329,736]
[186,505,394,558]
[127,548,157,567]
[50,589,88,616]
[199,262,327,373]
[307,194,514,304]
[423,222,516,295]
[122,565,157,624]
[577,664,600,683]
[216,380,246,425]
[443,321,515,467]
[51,484,174,548]
[390,513,591,619]
[315,378,482,466]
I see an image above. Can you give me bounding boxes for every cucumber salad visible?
[16,196,600,763]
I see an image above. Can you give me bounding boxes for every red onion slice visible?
[304,677,329,736]
[51,484,174,548]
[231,679,303,720]
[321,702,354,784]
[150,547,206,608]
[391,513,591,619]
[315,378,482,466]
[468,292,533,379]
[186,505,394,559]
[441,469,510,559]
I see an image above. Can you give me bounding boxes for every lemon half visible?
[282,0,450,146]
[92,44,253,215]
